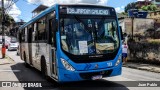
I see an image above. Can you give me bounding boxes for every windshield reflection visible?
[60,16,119,55]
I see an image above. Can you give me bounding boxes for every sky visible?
[0,0,152,22]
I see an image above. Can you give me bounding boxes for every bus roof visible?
[19,4,114,30]
[19,4,56,30]
[58,3,114,8]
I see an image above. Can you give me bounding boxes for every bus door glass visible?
[48,11,57,77]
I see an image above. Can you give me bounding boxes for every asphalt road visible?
[0,50,159,90]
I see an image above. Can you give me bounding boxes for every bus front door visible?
[48,17,58,79]
[51,48,57,79]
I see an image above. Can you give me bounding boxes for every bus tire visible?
[41,57,49,80]
[24,53,29,68]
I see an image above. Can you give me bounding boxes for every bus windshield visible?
[60,15,120,55]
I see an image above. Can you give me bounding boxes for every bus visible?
[18,4,123,82]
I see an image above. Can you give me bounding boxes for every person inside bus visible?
[95,25,117,54]
[75,28,89,52]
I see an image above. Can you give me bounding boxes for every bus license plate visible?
[92,75,102,80]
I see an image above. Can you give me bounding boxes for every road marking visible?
[0,70,20,72]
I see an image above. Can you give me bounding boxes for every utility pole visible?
[1,0,6,58]
[1,0,5,44]
[131,17,134,40]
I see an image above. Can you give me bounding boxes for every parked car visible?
[5,40,9,49]
[0,39,2,44]
[8,41,18,51]
[10,37,17,42]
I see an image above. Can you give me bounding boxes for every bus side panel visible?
[45,44,51,76]
[32,42,41,70]
[20,43,25,61]
[38,43,49,71]
[19,43,22,60]
[25,43,30,64]
[31,42,48,71]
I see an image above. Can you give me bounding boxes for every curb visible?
[6,54,15,62]
[124,65,160,73]
[0,55,15,65]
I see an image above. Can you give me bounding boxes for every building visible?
[9,20,25,37]
[137,0,152,8]
[32,4,48,18]
[152,0,160,6]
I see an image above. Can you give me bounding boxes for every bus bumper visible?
[58,64,122,82]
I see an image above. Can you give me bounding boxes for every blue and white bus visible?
[18,4,123,82]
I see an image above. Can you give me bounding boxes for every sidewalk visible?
[123,62,160,73]
[0,54,14,65]
[0,48,15,65]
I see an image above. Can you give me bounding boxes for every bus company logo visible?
[2,82,12,87]
[95,64,99,69]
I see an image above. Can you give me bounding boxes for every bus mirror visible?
[119,26,123,40]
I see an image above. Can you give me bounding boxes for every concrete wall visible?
[120,18,154,35]
[128,41,160,62]
[133,18,154,35]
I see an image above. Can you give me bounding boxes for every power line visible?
[6,0,14,9]
[5,0,19,12]
[5,0,14,14]
[4,0,19,17]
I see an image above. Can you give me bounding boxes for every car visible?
[10,37,17,42]
[5,40,9,49]
[0,39,2,44]
[8,41,18,51]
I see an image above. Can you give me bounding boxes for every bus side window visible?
[21,29,25,42]
[28,25,32,43]
[37,17,47,41]
[25,27,28,42]
[32,23,37,42]
[49,19,56,47]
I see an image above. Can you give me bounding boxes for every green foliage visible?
[121,12,128,16]
[140,5,148,11]
[125,2,137,13]
[140,4,158,11]
[0,7,15,26]
[125,2,159,13]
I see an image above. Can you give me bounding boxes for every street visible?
[0,0,160,90]
[0,50,159,90]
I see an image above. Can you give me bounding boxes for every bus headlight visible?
[61,58,75,71]
[115,54,122,66]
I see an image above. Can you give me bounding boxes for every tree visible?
[140,5,148,11]
[125,2,160,13]
[4,14,15,26]
[0,7,15,27]
[125,2,137,13]
[140,4,158,11]
[121,12,128,16]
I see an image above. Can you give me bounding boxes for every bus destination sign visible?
[66,7,110,15]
